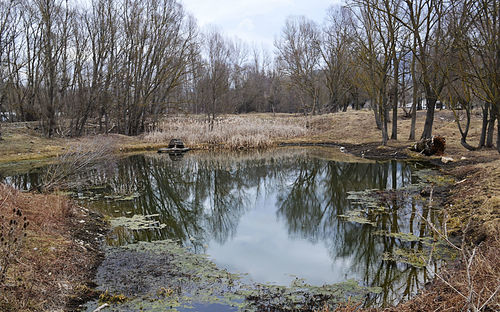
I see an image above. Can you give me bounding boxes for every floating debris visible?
[383,247,427,268]
[374,230,433,243]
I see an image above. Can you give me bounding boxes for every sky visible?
[181,0,342,53]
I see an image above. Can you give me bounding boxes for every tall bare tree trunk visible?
[373,100,382,130]
[486,108,496,147]
[391,55,399,140]
[382,105,389,145]
[421,88,437,139]
[409,37,417,141]
[479,103,489,147]
[497,118,500,154]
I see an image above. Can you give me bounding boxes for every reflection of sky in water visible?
[207,188,357,286]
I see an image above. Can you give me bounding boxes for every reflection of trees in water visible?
[276,159,440,306]
[86,154,301,248]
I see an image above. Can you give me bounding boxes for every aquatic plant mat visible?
[86,240,381,311]
[341,169,457,269]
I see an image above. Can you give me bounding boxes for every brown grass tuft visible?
[0,184,102,311]
[145,115,311,149]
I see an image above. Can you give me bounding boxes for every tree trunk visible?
[409,43,417,141]
[383,103,389,145]
[497,118,500,154]
[46,101,57,137]
[373,100,382,130]
[391,56,399,140]
[486,108,496,148]
[380,93,389,145]
[381,113,388,145]
[479,103,489,148]
[421,95,437,139]
[409,101,417,140]
[391,95,398,140]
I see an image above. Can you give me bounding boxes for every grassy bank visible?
[0,184,105,311]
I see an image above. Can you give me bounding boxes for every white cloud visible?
[237,18,255,32]
[182,0,293,24]
[181,0,342,52]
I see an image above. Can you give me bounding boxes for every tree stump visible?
[410,136,446,156]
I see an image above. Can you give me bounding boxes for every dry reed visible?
[145,115,311,149]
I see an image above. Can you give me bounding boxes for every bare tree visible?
[201,28,232,130]
[321,6,359,113]
[114,0,196,135]
[0,0,19,140]
[465,0,499,153]
[275,16,322,115]
[400,0,450,139]
[350,0,402,145]
[36,0,71,137]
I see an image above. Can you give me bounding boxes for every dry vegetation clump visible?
[40,136,115,192]
[386,237,500,312]
[0,184,103,311]
[145,115,311,149]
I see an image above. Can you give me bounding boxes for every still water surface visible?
[3,148,443,307]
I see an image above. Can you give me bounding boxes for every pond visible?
[2,148,453,311]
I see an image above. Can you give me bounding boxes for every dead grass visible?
[0,122,77,162]
[0,184,102,311]
[444,159,500,241]
[145,115,311,149]
[383,237,500,312]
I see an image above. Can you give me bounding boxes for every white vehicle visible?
[404,99,444,110]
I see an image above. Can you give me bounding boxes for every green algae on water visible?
[110,214,167,230]
[383,247,428,268]
[374,230,433,243]
[91,240,383,311]
[338,210,376,226]
[414,169,455,186]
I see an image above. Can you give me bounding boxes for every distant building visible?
[404,99,445,110]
